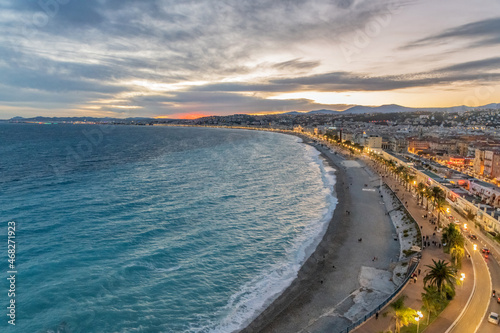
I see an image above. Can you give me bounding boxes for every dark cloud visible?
[272,58,321,70]
[403,17,500,49]
[335,0,356,10]
[190,57,500,94]
[436,57,500,73]
[0,66,125,94]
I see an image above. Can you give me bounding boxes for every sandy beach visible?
[241,135,401,333]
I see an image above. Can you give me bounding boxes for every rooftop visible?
[470,179,500,190]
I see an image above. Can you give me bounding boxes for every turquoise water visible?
[0,124,336,332]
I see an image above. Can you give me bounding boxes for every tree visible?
[417,183,427,206]
[434,196,446,226]
[442,224,465,252]
[386,296,417,333]
[424,259,456,294]
[387,160,396,171]
[424,188,433,211]
[395,166,406,184]
[407,175,416,192]
[421,286,446,324]
[442,224,465,268]
[430,186,444,210]
[450,244,465,269]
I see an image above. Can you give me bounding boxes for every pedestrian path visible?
[353,159,474,333]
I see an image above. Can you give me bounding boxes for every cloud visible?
[0,1,498,118]
[436,57,500,73]
[189,57,500,94]
[271,70,500,92]
[271,58,321,70]
[403,17,500,49]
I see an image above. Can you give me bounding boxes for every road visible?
[444,208,500,332]
[445,240,491,333]
[475,234,500,332]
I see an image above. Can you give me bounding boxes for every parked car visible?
[488,312,499,325]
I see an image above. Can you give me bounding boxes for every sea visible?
[0,123,337,333]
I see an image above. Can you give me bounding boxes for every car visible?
[483,248,491,254]
[469,234,477,240]
[488,312,499,325]
[497,297,500,304]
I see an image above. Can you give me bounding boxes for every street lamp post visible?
[415,311,423,333]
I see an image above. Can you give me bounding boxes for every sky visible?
[1,0,500,119]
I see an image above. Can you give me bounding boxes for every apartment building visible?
[484,149,500,179]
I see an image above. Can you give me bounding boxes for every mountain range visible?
[283,103,500,115]
[5,103,500,122]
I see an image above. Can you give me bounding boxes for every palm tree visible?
[450,244,465,269]
[424,259,456,294]
[396,166,406,184]
[442,224,465,251]
[407,175,416,192]
[434,196,446,226]
[417,183,427,205]
[421,286,446,324]
[424,188,433,211]
[387,160,396,171]
[386,296,417,333]
[430,186,444,209]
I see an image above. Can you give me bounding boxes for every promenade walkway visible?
[352,158,475,333]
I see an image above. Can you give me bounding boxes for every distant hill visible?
[342,104,411,114]
[307,109,341,115]
[282,111,305,116]
[286,103,500,115]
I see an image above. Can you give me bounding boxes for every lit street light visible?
[415,311,424,333]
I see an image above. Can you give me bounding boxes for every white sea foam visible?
[203,142,338,333]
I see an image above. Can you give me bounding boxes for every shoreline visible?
[240,134,351,332]
[240,133,400,332]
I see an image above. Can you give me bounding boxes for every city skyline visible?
[1,0,500,119]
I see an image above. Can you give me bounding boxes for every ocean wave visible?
[203,141,338,333]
